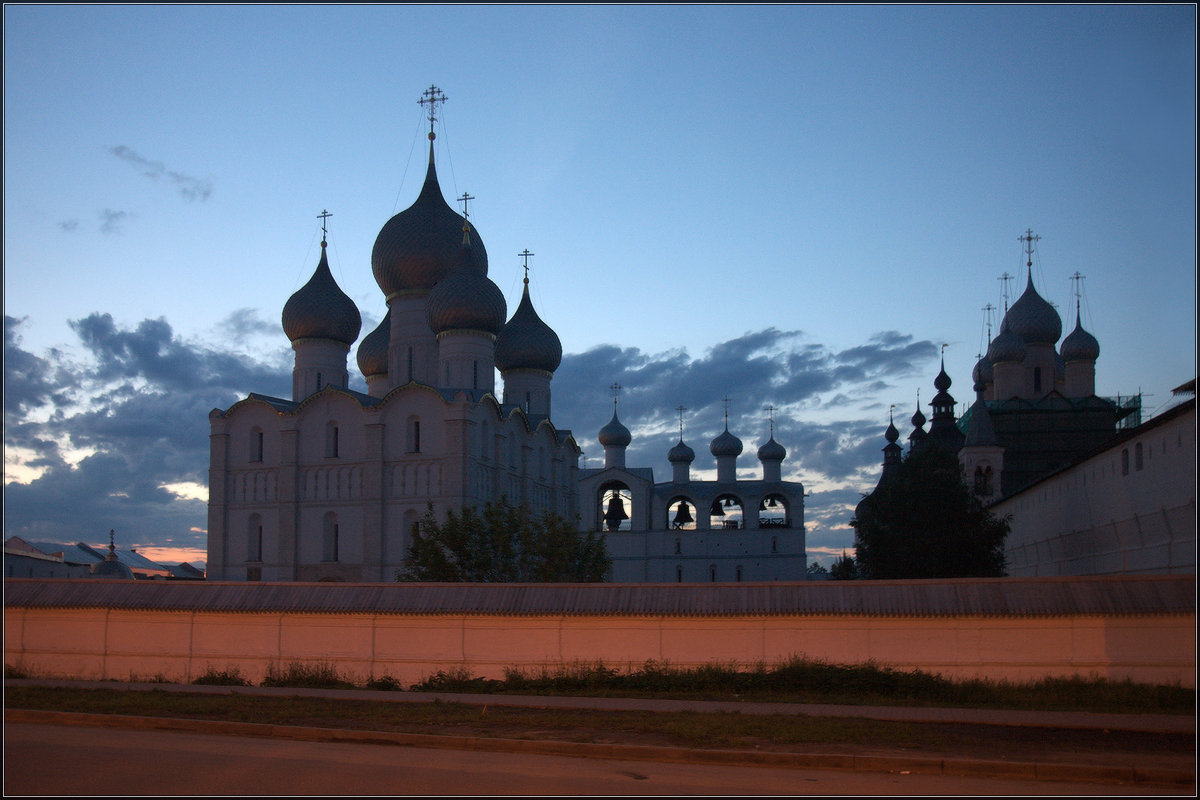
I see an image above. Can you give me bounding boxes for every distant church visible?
[207,88,579,581]
[859,231,1193,576]
[207,87,809,583]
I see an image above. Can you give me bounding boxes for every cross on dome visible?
[418,85,447,139]
[518,249,535,283]
[317,209,332,244]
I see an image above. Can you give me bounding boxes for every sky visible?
[4,4,1196,569]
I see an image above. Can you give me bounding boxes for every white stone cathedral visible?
[206,88,579,581]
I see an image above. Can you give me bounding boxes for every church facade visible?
[207,92,579,582]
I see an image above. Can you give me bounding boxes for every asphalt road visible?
[5,721,1191,796]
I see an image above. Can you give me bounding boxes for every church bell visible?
[603,495,629,529]
[672,501,694,526]
[710,499,725,517]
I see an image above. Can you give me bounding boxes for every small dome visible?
[598,411,631,447]
[495,279,562,373]
[884,419,900,444]
[1006,270,1062,346]
[710,428,743,458]
[987,318,1026,364]
[972,354,994,387]
[282,242,362,345]
[90,536,134,580]
[371,145,488,299]
[934,361,952,392]
[426,241,507,335]
[668,438,695,464]
[757,436,786,462]
[356,308,390,378]
[1060,313,1100,362]
[910,406,926,429]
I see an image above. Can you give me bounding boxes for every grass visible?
[10,657,1194,715]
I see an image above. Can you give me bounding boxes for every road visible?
[4,722,1188,796]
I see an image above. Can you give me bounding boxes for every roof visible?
[4,575,1192,617]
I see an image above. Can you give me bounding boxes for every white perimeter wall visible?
[5,607,1194,688]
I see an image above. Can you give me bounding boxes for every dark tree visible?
[850,443,1009,579]
[828,552,859,580]
[398,500,611,582]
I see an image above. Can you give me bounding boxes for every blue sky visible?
[4,4,1196,567]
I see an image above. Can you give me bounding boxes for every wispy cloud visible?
[109,145,213,202]
[58,219,79,232]
[99,208,128,234]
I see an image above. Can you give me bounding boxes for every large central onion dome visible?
[426,238,507,335]
[495,277,562,373]
[1006,270,1062,345]
[371,144,488,299]
[282,241,362,344]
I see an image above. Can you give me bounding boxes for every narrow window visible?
[674,537,681,555]
[1033,366,1042,393]
[1135,442,1143,471]
[736,565,743,582]
[771,536,778,554]
[326,422,339,458]
[709,565,717,582]
[1121,449,1129,476]
[407,347,414,382]
[676,565,683,583]
[473,361,479,390]
[323,513,339,562]
[250,428,263,462]
[317,372,323,391]
[407,416,421,453]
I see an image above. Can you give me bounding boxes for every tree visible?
[397,500,611,582]
[850,443,1009,579]
[828,552,859,580]
[805,561,829,580]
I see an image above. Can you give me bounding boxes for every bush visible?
[192,666,250,686]
[260,661,355,689]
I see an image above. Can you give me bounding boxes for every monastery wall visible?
[6,582,1193,688]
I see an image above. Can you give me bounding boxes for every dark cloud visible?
[217,308,282,341]
[109,145,213,202]
[57,219,79,232]
[4,314,289,548]
[99,208,128,234]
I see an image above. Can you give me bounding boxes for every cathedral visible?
[206,88,580,581]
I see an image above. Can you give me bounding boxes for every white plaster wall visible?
[6,606,1194,688]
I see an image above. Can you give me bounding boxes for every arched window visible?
[317,372,323,391]
[598,481,632,532]
[473,361,479,390]
[247,514,263,562]
[406,347,414,382]
[324,421,340,458]
[973,465,993,496]
[675,565,683,583]
[668,496,696,530]
[758,494,788,527]
[1033,366,1042,394]
[1121,449,1129,476]
[250,427,264,463]
[736,565,743,582]
[323,512,339,562]
[674,537,681,555]
[407,415,421,453]
[1134,442,1144,471]
[709,494,743,529]
[709,564,717,582]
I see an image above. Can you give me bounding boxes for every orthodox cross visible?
[458,192,474,219]
[610,382,622,412]
[418,85,447,138]
[998,272,1014,312]
[722,396,732,429]
[981,302,995,343]
[518,248,535,282]
[1070,271,1087,316]
[317,209,332,243]
[676,405,687,439]
[764,404,776,437]
[1019,228,1041,269]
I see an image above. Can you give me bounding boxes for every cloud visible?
[109,145,213,202]
[58,219,79,232]
[99,209,128,234]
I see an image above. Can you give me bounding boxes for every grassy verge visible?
[3,685,1193,764]
[7,656,1193,715]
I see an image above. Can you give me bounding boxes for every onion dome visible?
[90,531,134,580]
[282,241,362,345]
[972,353,994,389]
[426,237,507,335]
[668,437,695,464]
[934,362,952,393]
[1060,310,1100,362]
[910,405,926,430]
[495,276,562,373]
[598,410,631,447]
[710,427,743,458]
[987,318,1026,364]
[757,436,786,462]
[884,418,900,444]
[371,143,488,299]
[356,308,391,378]
[1005,269,1062,345]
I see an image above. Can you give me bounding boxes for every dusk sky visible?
[4,5,1196,568]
